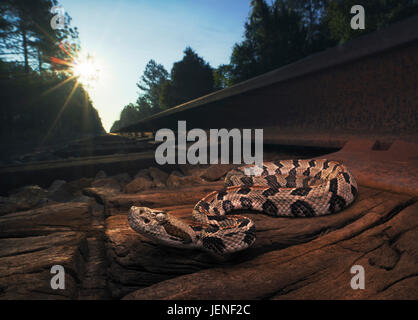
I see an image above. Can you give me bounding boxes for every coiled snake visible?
[128,159,358,255]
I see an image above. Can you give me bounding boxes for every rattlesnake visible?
[128,159,358,255]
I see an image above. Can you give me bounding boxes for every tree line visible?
[111,0,418,132]
[110,47,216,132]
[0,0,104,157]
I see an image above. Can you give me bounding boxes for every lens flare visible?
[72,54,101,88]
[43,42,103,145]
[51,42,102,89]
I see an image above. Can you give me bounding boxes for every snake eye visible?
[156,212,166,221]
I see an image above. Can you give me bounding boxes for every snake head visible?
[128,206,168,230]
[128,206,196,249]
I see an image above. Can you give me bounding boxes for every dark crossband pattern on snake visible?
[128,159,358,256]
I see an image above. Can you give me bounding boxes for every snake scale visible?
[128,159,358,255]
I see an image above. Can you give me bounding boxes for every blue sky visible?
[59,0,252,131]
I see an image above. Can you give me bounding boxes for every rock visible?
[9,184,48,200]
[91,174,132,194]
[178,164,209,176]
[71,195,92,203]
[82,187,120,207]
[111,173,132,186]
[0,185,50,215]
[48,182,74,202]
[200,164,237,181]
[95,170,107,179]
[90,203,105,218]
[134,169,151,179]
[170,170,183,177]
[48,180,67,193]
[47,178,93,203]
[166,172,205,188]
[91,178,121,191]
[0,196,16,216]
[124,177,154,193]
[65,178,93,195]
[148,167,169,187]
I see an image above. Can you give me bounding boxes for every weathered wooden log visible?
[103,183,417,299]
[123,197,418,300]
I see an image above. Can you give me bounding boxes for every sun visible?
[50,42,103,90]
[72,54,102,88]
[42,43,104,144]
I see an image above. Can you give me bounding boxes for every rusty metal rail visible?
[116,15,418,145]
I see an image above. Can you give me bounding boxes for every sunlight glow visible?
[72,54,102,88]
[43,42,104,144]
[51,42,103,91]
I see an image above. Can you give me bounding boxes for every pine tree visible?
[0,0,79,73]
[160,47,214,108]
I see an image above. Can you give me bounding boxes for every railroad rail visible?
[116,15,418,147]
[1,16,418,195]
